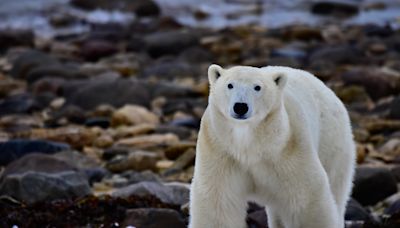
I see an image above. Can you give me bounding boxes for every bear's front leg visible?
[189,144,249,228]
[280,157,342,228]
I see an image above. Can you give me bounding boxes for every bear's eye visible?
[228,83,233,89]
[254,85,261,91]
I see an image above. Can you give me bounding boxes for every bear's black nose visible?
[233,103,249,116]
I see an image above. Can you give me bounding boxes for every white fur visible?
[189,65,356,228]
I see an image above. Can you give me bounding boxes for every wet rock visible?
[63,78,152,110]
[0,29,34,51]
[106,150,160,172]
[352,166,398,206]
[144,30,199,58]
[0,171,90,204]
[116,133,180,149]
[0,139,70,166]
[111,105,159,126]
[81,40,118,61]
[10,50,60,79]
[341,68,400,100]
[345,198,373,222]
[0,93,37,116]
[311,0,359,16]
[112,181,190,205]
[389,96,400,119]
[122,208,185,228]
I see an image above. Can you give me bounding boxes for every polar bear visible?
[189,65,356,228]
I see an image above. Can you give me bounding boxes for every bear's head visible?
[208,64,287,123]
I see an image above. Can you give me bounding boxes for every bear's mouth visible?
[232,114,249,120]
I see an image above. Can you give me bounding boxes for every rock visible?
[25,64,87,84]
[0,93,37,116]
[0,139,70,166]
[341,68,400,100]
[311,0,359,16]
[390,165,400,183]
[155,125,192,140]
[112,181,189,205]
[116,133,180,148]
[163,149,195,176]
[81,40,118,61]
[70,0,160,17]
[309,45,364,66]
[63,78,152,110]
[389,96,400,119]
[144,30,199,58]
[178,46,213,63]
[0,29,34,51]
[85,117,110,128]
[0,153,91,204]
[165,142,196,160]
[31,77,65,96]
[345,198,373,222]
[114,124,156,139]
[10,50,60,79]
[106,151,160,172]
[111,105,159,126]
[122,170,161,185]
[385,197,400,216]
[378,139,400,157]
[141,58,200,79]
[122,208,185,228]
[93,134,114,148]
[0,171,91,204]
[54,150,101,170]
[352,166,398,206]
[0,153,77,177]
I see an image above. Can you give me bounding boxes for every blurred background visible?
[0,0,400,227]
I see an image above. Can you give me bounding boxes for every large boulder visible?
[352,166,398,206]
[0,139,70,166]
[0,153,91,204]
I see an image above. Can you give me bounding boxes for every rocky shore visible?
[0,0,400,227]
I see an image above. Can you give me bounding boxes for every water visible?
[0,0,399,38]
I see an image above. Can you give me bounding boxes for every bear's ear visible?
[273,73,287,89]
[208,64,224,85]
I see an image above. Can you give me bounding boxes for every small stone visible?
[93,134,114,148]
[117,133,179,149]
[378,139,400,157]
[163,149,195,176]
[106,151,160,172]
[112,105,159,126]
[156,160,174,171]
[115,124,156,139]
[345,198,374,222]
[164,142,197,160]
[81,40,118,61]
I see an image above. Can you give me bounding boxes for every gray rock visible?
[112,181,189,205]
[0,171,91,204]
[352,166,398,206]
[144,30,199,58]
[11,50,60,79]
[0,140,70,166]
[122,208,185,228]
[389,96,400,119]
[345,198,374,222]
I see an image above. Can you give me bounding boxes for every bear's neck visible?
[208,102,291,165]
